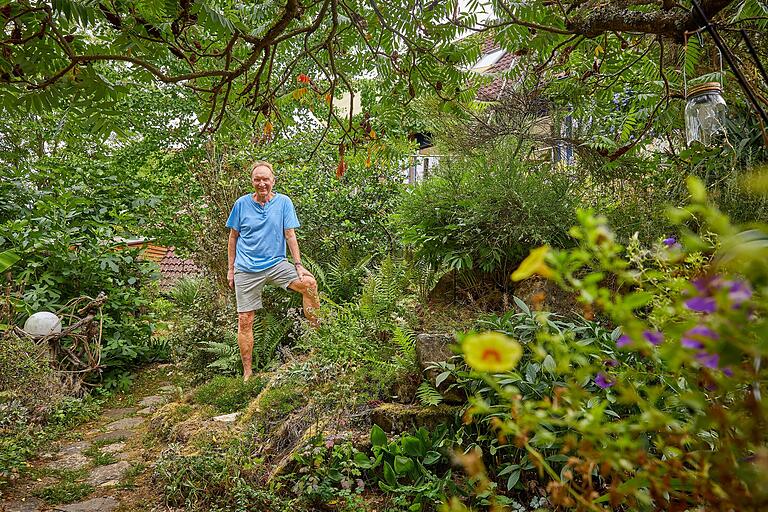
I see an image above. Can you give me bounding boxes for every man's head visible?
[250,160,275,199]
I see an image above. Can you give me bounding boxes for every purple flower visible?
[603,359,619,368]
[662,237,677,247]
[594,372,616,389]
[692,275,722,294]
[684,296,717,313]
[616,334,632,348]
[643,330,664,346]
[681,325,717,349]
[725,280,752,307]
[696,351,720,369]
[723,367,734,377]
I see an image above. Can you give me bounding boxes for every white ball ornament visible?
[23,312,62,337]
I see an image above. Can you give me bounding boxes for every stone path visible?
[0,388,173,512]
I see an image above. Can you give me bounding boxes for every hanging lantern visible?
[23,311,62,337]
[685,82,728,146]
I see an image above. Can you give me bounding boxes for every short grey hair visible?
[249,160,274,177]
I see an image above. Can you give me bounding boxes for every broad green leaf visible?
[371,424,387,447]
[0,250,20,272]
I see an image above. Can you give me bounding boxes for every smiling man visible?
[226,160,319,381]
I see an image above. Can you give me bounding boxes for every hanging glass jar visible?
[685,82,728,146]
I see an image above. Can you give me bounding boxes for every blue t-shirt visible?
[226,193,300,272]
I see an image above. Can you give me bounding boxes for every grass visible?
[116,462,146,489]
[30,468,93,504]
[82,444,118,466]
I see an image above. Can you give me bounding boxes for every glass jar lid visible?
[686,82,723,100]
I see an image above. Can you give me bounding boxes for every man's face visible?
[251,166,275,197]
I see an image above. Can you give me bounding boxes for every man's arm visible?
[284,228,310,278]
[227,229,239,288]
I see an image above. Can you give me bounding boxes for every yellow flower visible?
[511,245,552,281]
[462,332,522,373]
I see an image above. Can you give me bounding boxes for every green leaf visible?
[0,250,20,272]
[434,370,451,388]
[507,469,521,489]
[354,451,374,469]
[371,424,387,447]
[394,455,415,475]
[622,292,654,310]
[423,451,441,465]
[383,461,397,485]
[402,436,426,458]
[513,296,530,314]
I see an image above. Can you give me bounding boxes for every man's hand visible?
[228,269,235,289]
[295,263,312,282]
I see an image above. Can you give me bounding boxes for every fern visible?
[200,313,291,374]
[392,325,417,370]
[201,338,241,374]
[252,313,292,371]
[412,259,450,302]
[416,382,444,406]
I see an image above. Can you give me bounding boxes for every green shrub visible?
[193,376,265,413]
[0,333,62,409]
[393,149,579,278]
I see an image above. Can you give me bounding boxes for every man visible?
[226,160,319,381]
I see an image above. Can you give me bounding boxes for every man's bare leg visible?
[288,276,320,327]
[237,311,255,381]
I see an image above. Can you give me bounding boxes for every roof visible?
[158,247,201,290]
[475,50,518,102]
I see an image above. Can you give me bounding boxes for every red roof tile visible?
[158,247,201,290]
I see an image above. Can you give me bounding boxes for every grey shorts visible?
[234,260,300,313]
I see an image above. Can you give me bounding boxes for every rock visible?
[370,403,460,433]
[46,452,89,470]
[99,442,125,455]
[87,461,131,486]
[135,407,154,416]
[58,441,91,456]
[46,441,91,470]
[212,412,239,423]
[415,333,465,403]
[102,407,138,419]
[513,277,580,315]
[52,496,118,511]
[104,417,144,431]
[416,333,455,371]
[90,429,135,443]
[138,396,165,407]
[1,497,44,512]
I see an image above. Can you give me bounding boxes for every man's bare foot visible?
[243,371,252,382]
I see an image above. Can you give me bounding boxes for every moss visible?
[370,403,461,433]
[242,375,307,428]
[193,375,265,413]
[257,379,306,423]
